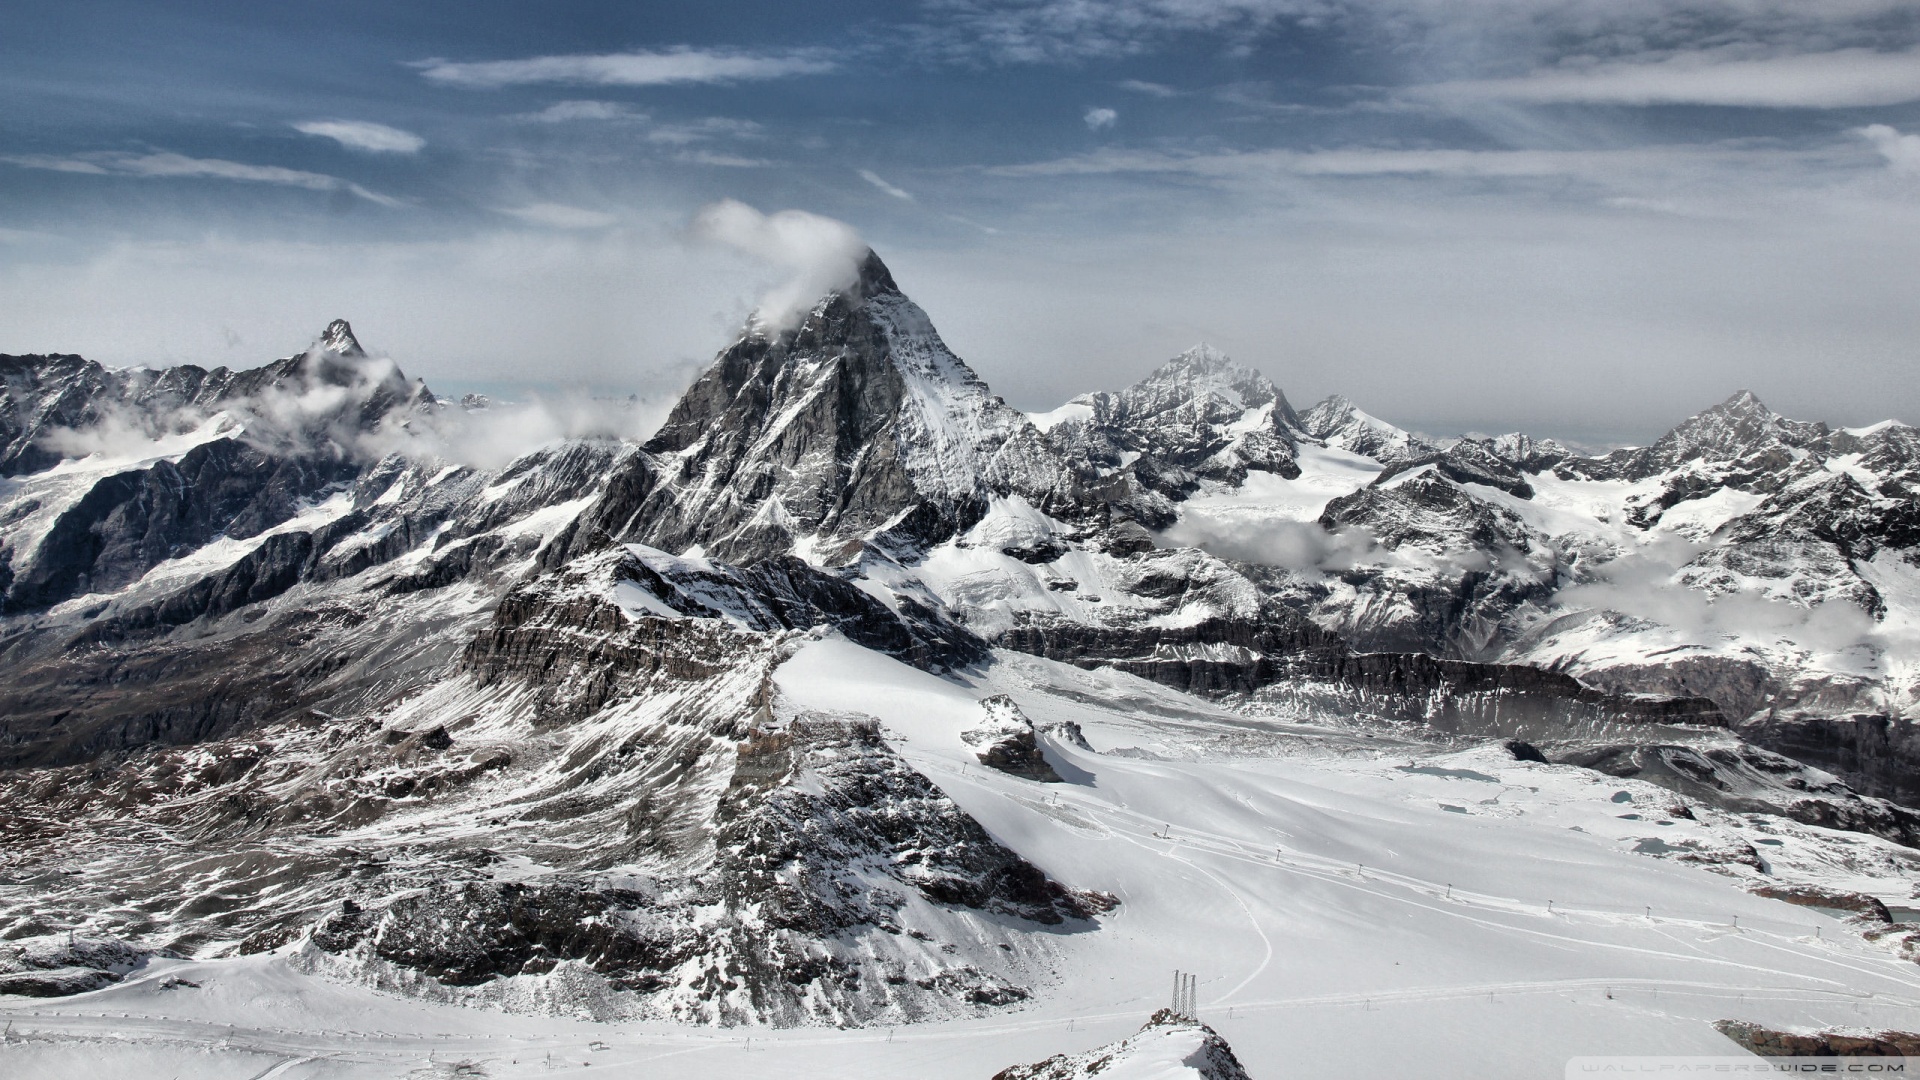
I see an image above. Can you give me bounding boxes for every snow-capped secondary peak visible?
[319,318,366,358]
[1300,392,1356,427]
[1563,387,1831,485]
[1659,388,1832,461]
[1039,344,1309,494]
[1135,344,1293,422]
[1299,394,1440,466]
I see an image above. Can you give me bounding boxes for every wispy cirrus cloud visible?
[293,120,425,153]
[512,100,649,123]
[644,117,762,145]
[1419,47,1920,109]
[0,151,401,206]
[859,169,916,201]
[415,46,835,89]
[910,0,1920,85]
[980,140,1868,201]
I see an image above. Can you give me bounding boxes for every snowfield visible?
[7,637,1918,1078]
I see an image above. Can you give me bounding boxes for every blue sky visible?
[5,0,1920,441]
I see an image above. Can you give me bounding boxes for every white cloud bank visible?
[293,120,425,154]
[416,47,834,88]
[688,200,870,333]
[1859,124,1920,174]
[1084,107,1118,129]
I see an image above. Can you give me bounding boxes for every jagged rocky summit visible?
[2,246,1919,1029]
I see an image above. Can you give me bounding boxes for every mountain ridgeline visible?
[2,248,1919,1022]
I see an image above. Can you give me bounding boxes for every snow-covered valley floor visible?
[7,640,1919,1078]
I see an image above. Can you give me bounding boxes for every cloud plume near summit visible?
[688,200,869,333]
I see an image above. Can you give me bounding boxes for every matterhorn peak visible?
[319,319,366,358]
[850,247,901,302]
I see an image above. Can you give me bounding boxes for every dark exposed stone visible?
[1717,1019,1920,1057]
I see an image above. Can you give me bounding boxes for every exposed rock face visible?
[0,933,151,997]
[1479,432,1572,473]
[993,1009,1255,1080]
[1717,1019,1920,1057]
[1314,471,1557,657]
[607,544,987,673]
[0,440,624,768]
[1680,469,1920,616]
[1747,883,1894,923]
[1,439,359,614]
[1371,439,1535,500]
[962,695,1063,782]
[308,715,1103,1023]
[1738,711,1920,808]
[0,319,434,615]
[1548,741,1920,846]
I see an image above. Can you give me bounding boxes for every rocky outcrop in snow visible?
[993,1009,1254,1079]
[1717,1020,1920,1057]
[962,695,1063,781]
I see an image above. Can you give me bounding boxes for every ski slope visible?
[5,638,1918,1078]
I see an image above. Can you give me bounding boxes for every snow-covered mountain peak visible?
[319,318,365,358]
[1299,393,1356,428]
[1602,389,1829,479]
[850,246,902,301]
[1036,345,1309,497]
[1132,344,1289,420]
[625,248,1072,564]
[1299,394,1440,466]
